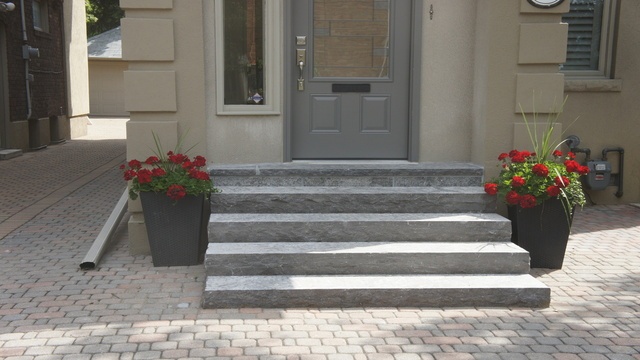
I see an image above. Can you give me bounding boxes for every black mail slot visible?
[332,84,371,93]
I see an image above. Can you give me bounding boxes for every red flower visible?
[169,153,189,164]
[546,185,561,197]
[193,155,207,167]
[532,164,549,177]
[128,159,142,169]
[152,168,166,177]
[564,160,580,173]
[511,176,526,188]
[552,150,563,157]
[567,152,576,159]
[519,150,532,158]
[182,161,194,170]
[506,191,521,205]
[123,170,137,181]
[554,176,571,188]
[145,156,160,165]
[119,164,126,170]
[484,183,499,195]
[166,184,187,201]
[498,153,509,161]
[519,194,537,208]
[578,166,590,175]
[190,169,210,181]
[509,150,520,158]
[511,153,527,163]
[137,169,153,184]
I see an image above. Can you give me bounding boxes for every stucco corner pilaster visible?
[515,73,565,113]
[124,71,177,112]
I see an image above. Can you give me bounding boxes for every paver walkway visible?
[0,119,638,359]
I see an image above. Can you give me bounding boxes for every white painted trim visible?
[215,0,282,115]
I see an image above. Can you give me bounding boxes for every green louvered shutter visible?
[561,0,604,71]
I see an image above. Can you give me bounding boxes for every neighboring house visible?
[0,0,89,154]
[120,0,639,248]
[87,26,127,117]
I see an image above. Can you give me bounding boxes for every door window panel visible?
[223,0,265,105]
[313,0,390,79]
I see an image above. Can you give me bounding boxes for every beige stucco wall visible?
[120,0,640,254]
[560,1,640,204]
[64,0,90,138]
[419,1,476,162]
[88,60,128,116]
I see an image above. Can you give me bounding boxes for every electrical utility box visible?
[585,160,611,191]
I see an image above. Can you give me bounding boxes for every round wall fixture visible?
[527,0,565,8]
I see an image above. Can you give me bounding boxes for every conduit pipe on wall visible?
[19,0,37,120]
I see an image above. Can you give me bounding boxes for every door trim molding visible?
[283,0,423,162]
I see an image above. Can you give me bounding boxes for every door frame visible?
[283,0,423,162]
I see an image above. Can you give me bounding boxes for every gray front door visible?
[291,0,412,159]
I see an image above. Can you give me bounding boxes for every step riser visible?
[202,275,550,308]
[214,176,482,187]
[212,193,493,214]
[209,221,511,243]
[202,288,549,308]
[205,253,530,276]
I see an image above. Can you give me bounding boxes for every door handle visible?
[296,49,306,91]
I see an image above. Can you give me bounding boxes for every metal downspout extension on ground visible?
[80,189,128,270]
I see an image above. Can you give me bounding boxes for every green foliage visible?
[86,0,124,38]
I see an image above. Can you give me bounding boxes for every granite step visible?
[211,186,494,213]
[209,213,512,243]
[201,274,551,308]
[205,242,531,276]
[211,162,483,187]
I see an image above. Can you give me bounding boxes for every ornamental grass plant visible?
[121,133,217,202]
[484,98,589,210]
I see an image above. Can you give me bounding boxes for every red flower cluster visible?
[121,150,215,202]
[483,149,589,209]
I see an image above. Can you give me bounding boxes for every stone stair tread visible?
[211,162,483,177]
[210,212,509,223]
[215,186,485,194]
[202,274,550,308]
[207,241,527,255]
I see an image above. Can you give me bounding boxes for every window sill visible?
[564,78,623,92]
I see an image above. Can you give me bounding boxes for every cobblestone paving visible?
[0,138,639,359]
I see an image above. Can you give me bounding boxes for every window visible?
[215,0,281,115]
[32,0,49,32]
[561,0,617,77]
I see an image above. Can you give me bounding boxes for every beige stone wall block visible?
[121,18,175,61]
[124,71,177,112]
[520,0,570,13]
[519,23,568,64]
[120,0,172,10]
[515,74,565,113]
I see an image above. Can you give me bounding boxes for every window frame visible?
[561,0,618,79]
[215,0,282,115]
